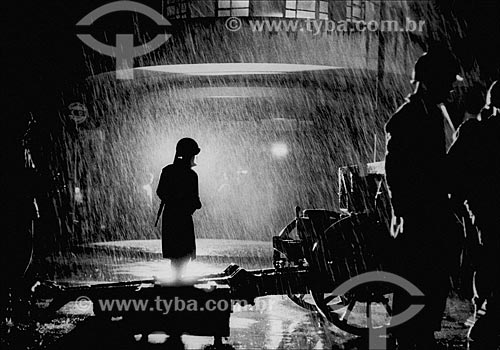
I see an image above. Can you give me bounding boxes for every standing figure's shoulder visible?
[456,119,483,139]
[188,168,199,179]
[161,164,174,174]
[385,98,421,134]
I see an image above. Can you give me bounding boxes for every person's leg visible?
[170,257,189,281]
[391,231,418,349]
[393,294,441,350]
[170,258,181,281]
[468,216,500,349]
[393,215,449,350]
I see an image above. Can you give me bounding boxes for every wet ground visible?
[2,239,472,349]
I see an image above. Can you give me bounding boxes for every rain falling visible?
[3,1,499,349]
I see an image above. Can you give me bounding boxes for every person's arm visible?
[446,121,477,208]
[156,168,170,202]
[384,113,415,217]
[192,172,202,211]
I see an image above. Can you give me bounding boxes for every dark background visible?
[1,0,499,257]
[2,0,499,142]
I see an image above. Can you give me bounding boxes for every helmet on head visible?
[175,137,200,158]
[412,45,463,84]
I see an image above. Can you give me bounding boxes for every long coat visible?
[384,93,460,332]
[448,114,500,219]
[448,113,500,318]
[156,161,201,259]
[385,93,450,216]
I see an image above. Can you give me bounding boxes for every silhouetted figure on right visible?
[384,46,463,349]
[462,85,486,124]
[448,81,500,349]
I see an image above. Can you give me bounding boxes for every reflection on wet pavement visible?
[48,240,358,349]
[113,259,225,281]
[40,239,468,349]
[107,250,348,349]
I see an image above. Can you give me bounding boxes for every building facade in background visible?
[162,0,418,26]
[163,0,385,22]
[157,0,425,77]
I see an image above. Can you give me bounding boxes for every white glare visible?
[136,63,342,76]
[270,142,289,158]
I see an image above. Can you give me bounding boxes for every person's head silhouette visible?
[174,138,200,167]
[411,45,462,103]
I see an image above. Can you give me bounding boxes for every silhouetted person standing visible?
[450,86,487,300]
[156,138,201,281]
[384,46,462,349]
[1,140,38,323]
[448,81,500,349]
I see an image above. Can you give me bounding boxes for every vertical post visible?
[377,1,385,83]
[365,27,370,68]
[375,1,386,111]
[248,0,254,16]
[186,0,191,18]
[115,34,135,80]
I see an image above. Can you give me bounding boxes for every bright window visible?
[346,0,366,22]
[190,1,216,17]
[297,0,315,12]
[253,0,285,17]
[165,0,190,19]
[218,0,250,16]
[285,0,329,19]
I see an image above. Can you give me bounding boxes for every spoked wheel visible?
[307,212,394,335]
[312,288,393,336]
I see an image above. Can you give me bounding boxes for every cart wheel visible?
[287,293,317,311]
[309,212,393,335]
[312,289,393,336]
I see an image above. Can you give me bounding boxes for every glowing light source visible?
[74,187,84,204]
[136,63,342,76]
[270,142,289,158]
